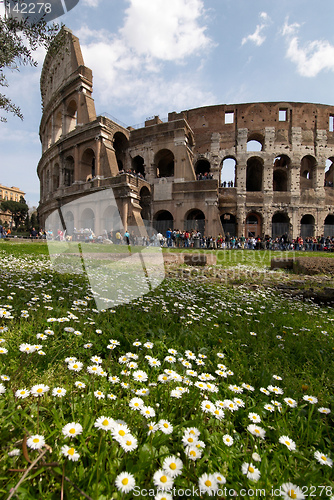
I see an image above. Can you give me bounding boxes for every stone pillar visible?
[74,145,79,182]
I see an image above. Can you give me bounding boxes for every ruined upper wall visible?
[170,102,334,153]
[40,27,88,110]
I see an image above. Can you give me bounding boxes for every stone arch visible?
[153,210,174,233]
[300,155,316,189]
[54,110,62,142]
[139,186,151,221]
[300,214,315,238]
[64,156,74,186]
[65,99,77,134]
[246,156,263,191]
[324,214,334,237]
[220,213,237,236]
[184,208,205,234]
[81,148,96,181]
[245,212,262,238]
[80,207,95,231]
[325,157,334,186]
[155,149,174,178]
[132,155,145,177]
[273,169,288,191]
[247,133,264,152]
[272,212,290,238]
[52,163,60,191]
[195,158,211,177]
[113,132,129,171]
[220,157,237,187]
[64,210,74,236]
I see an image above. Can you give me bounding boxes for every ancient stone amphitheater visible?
[38,28,334,240]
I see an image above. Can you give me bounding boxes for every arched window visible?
[220,158,236,187]
[300,156,316,189]
[272,213,290,238]
[65,100,77,134]
[247,137,263,152]
[273,170,288,191]
[139,187,151,221]
[113,132,129,171]
[155,149,174,178]
[82,148,95,181]
[300,214,315,238]
[132,156,145,177]
[53,163,60,191]
[220,213,237,236]
[153,210,174,233]
[324,214,334,237]
[80,208,95,231]
[246,157,263,191]
[195,159,211,178]
[185,209,205,234]
[246,212,262,238]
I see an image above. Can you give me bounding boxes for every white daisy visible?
[314,450,333,467]
[223,434,234,446]
[279,435,296,451]
[241,462,261,481]
[119,434,138,452]
[303,395,318,404]
[52,387,66,397]
[15,388,30,399]
[62,422,83,438]
[27,435,45,450]
[152,469,174,490]
[280,482,305,499]
[94,416,114,431]
[162,456,183,477]
[61,445,80,461]
[158,419,173,434]
[115,471,136,493]
[248,412,261,423]
[247,424,266,439]
[198,473,218,496]
[31,384,49,397]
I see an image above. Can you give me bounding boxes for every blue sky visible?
[1,0,334,207]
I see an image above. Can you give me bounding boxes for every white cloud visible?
[120,0,212,60]
[242,11,271,47]
[81,0,101,6]
[282,19,334,77]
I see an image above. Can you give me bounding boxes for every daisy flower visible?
[31,384,49,397]
[74,381,86,389]
[143,342,153,348]
[247,424,266,439]
[27,435,45,450]
[248,412,261,423]
[198,473,218,496]
[129,397,144,410]
[223,434,233,446]
[185,446,202,460]
[229,384,243,394]
[133,370,148,382]
[284,398,297,408]
[140,406,156,419]
[153,469,174,490]
[200,400,215,414]
[182,433,199,447]
[0,383,6,394]
[147,421,158,435]
[52,387,66,397]
[217,352,225,358]
[280,483,305,499]
[164,356,176,363]
[303,395,318,404]
[279,435,296,451]
[260,387,270,396]
[242,383,255,391]
[233,397,245,408]
[119,434,138,452]
[314,451,333,467]
[133,341,141,346]
[318,407,331,414]
[264,404,275,412]
[212,408,225,420]
[94,416,114,431]
[241,462,261,481]
[62,422,83,438]
[223,399,238,412]
[155,493,173,500]
[90,356,102,364]
[1,375,10,381]
[94,390,105,399]
[61,445,80,461]
[162,456,183,477]
[87,365,102,375]
[15,388,30,399]
[112,423,131,441]
[273,375,283,380]
[115,472,136,494]
[158,420,173,434]
[214,472,226,484]
[65,357,77,363]
[268,385,284,395]
[8,449,20,457]
[109,375,120,384]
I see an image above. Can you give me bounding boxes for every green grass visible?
[0,241,333,499]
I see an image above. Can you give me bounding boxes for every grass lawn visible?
[0,241,333,499]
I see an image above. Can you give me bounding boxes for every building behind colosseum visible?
[38,28,334,240]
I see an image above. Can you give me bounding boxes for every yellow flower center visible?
[163,423,168,428]
[248,466,254,473]
[285,441,290,446]
[68,448,75,456]
[190,451,196,457]
[205,480,212,487]
[57,390,62,393]
[119,430,125,436]
[188,437,193,443]
[126,440,132,446]
[321,455,327,461]
[37,388,43,393]
[289,490,297,499]
[160,476,167,483]
[102,419,109,426]
[69,428,76,434]
[255,429,260,434]
[122,478,129,485]
[205,404,210,409]
[73,364,78,368]
[33,438,39,443]
[170,463,176,470]
[20,391,25,394]
[134,403,139,406]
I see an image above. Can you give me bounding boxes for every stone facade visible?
[38,28,334,240]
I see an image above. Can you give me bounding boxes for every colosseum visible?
[38,28,334,241]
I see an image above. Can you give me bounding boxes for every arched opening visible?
[64,211,74,236]
[132,155,145,177]
[220,213,237,236]
[139,186,151,222]
[272,213,290,238]
[324,214,334,237]
[53,163,60,191]
[300,156,316,189]
[103,206,122,233]
[113,132,129,171]
[300,214,315,238]
[153,210,174,234]
[246,212,262,238]
[273,170,288,191]
[325,158,334,187]
[246,157,263,191]
[155,149,174,178]
[82,148,96,181]
[185,209,205,234]
[64,156,74,187]
[195,159,211,179]
[54,111,62,142]
[65,100,77,134]
[247,135,263,152]
[80,208,95,232]
[220,158,236,187]
[186,133,194,149]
